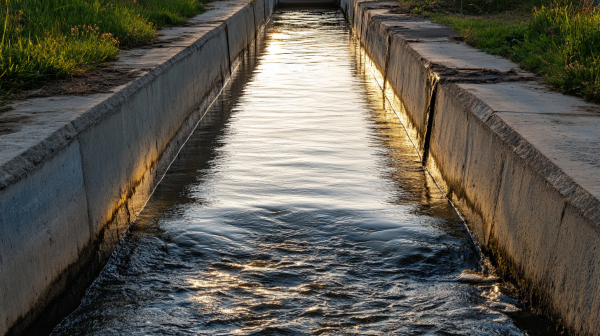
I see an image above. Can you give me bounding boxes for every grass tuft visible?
[0,0,206,96]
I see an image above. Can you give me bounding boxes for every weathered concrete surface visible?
[0,0,277,334]
[341,0,600,334]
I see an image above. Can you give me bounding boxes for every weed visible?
[411,6,425,14]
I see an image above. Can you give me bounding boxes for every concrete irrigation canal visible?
[0,0,599,335]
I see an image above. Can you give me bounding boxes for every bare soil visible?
[12,67,144,101]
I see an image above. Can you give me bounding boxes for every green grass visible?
[400,0,556,15]
[431,3,600,102]
[0,0,206,96]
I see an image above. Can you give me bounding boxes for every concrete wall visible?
[341,0,600,335]
[0,0,277,334]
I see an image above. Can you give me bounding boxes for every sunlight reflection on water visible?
[52,9,555,336]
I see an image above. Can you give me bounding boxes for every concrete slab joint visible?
[0,0,278,335]
[339,0,600,335]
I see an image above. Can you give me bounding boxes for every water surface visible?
[54,9,554,335]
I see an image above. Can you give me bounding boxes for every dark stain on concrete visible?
[431,64,536,84]
[0,115,30,135]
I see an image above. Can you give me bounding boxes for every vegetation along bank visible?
[0,0,206,100]
[402,0,600,103]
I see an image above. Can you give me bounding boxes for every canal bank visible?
[340,0,600,334]
[0,0,277,334]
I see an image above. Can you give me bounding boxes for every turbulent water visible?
[53,9,557,336]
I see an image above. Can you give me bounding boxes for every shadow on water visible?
[52,9,563,336]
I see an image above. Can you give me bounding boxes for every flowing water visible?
[53,9,558,336]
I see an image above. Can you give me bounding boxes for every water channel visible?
[53,9,558,335]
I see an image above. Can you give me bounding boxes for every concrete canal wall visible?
[0,0,277,334]
[340,0,600,335]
